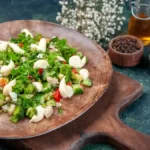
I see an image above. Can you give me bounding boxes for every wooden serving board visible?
[5,71,150,150]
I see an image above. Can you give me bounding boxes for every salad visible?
[0,29,92,123]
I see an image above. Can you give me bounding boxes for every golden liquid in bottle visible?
[128,13,150,45]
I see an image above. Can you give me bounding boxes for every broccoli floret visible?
[17,95,36,109]
[13,80,25,94]
[10,106,25,123]
[26,107,36,119]
[24,84,35,94]
[33,94,45,105]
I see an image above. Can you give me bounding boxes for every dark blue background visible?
[0,1,149,150]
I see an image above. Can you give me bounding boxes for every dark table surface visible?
[0,1,149,150]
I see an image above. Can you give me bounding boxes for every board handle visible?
[68,132,129,150]
[68,127,150,150]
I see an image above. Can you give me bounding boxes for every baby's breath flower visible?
[56,0,127,47]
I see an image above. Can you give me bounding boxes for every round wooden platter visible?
[0,20,112,138]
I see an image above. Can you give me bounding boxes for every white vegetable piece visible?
[69,55,87,68]
[37,53,43,59]
[5,96,11,103]
[49,44,55,49]
[21,57,27,62]
[3,79,16,96]
[2,104,9,112]
[9,92,17,103]
[21,29,33,38]
[81,56,87,68]
[32,82,43,92]
[79,69,89,80]
[44,105,53,118]
[49,44,58,52]
[0,41,8,51]
[0,60,15,76]
[47,76,59,85]
[69,56,82,68]
[59,77,74,98]
[66,85,74,98]
[38,38,47,52]
[30,44,38,50]
[56,102,62,108]
[8,104,16,115]
[57,56,66,62]
[59,77,68,98]
[9,43,24,54]
[30,38,47,52]
[30,106,45,123]
[33,60,49,69]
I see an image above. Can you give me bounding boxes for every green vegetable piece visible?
[0,94,5,107]
[58,74,64,80]
[34,34,43,41]
[76,52,83,58]
[0,100,5,107]
[0,109,3,114]
[10,116,19,123]
[60,64,72,82]
[82,79,92,87]
[45,92,53,101]
[7,47,13,53]
[10,106,24,123]
[42,83,52,93]
[17,96,35,109]
[72,84,84,95]
[50,37,77,62]
[72,73,83,84]
[85,57,88,64]
[46,99,56,106]
[33,94,45,105]
[26,107,36,119]
[8,52,20,61]
[24,84,35,94]
[42,71,52,81]
[13,80,25,94]
[58,107,63,115]
[0,94,5,101]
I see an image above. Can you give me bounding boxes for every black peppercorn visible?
[112,38,141,53]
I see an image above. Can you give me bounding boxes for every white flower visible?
[57,0,127,46]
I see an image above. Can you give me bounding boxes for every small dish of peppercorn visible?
[108,35,144,67]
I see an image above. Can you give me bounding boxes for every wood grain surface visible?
[0,20,112,138]
[5,71,150,150]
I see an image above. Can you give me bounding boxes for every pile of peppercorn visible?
[112,38,141,53]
